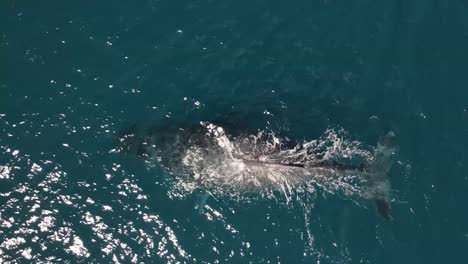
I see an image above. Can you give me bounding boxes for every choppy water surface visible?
[2,1,468,263]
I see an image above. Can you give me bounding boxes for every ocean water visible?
[1,1,468,263]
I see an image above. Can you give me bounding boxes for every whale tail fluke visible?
[369,131,398,220]
[375,198,391,221]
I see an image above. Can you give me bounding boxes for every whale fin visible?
[194,190,210,214]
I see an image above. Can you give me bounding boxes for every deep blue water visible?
[1,1,468,263]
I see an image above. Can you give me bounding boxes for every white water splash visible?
[154,123,378,204]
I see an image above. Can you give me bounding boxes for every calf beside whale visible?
[114,121,398,220]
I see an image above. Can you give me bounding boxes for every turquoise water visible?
[1,1,468,263]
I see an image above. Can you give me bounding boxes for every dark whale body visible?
[115,122,397,220]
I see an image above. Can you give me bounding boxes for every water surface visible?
[1,1,468,263]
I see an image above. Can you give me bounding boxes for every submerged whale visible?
[114,121,398,220]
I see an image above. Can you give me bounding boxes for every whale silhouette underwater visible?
[114,121,398,220]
